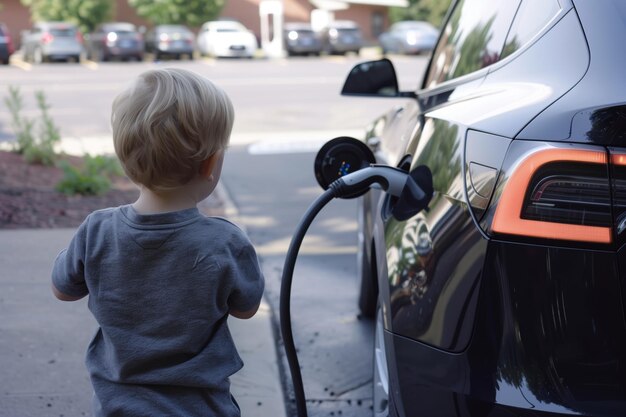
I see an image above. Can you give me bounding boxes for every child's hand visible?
[51,283,86,302]
[230,302,261,320]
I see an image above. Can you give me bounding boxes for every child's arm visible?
[227,240,265,320]
[230,302,261,320]
[52,282,87,301]
[51,219,90,302]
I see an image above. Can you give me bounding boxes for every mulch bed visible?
[0,150,226,229]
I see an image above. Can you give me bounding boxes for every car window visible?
[160,25,188,33]
[424,0,522,88]
[338,28,360,34]
[50,27,77,37]
[501,0,561,59]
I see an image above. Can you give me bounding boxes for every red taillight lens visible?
[610,153,626,241]
[6,33,14,54]
[76,30,83,44]
[522,164,611,227]
[492,147,612,244]
[41,32,54,44]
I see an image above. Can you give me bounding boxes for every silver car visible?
[378,20,439,55]
[22,22,83,63]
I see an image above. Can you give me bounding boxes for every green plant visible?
[4,86,61,166]
[389,0,452,27]
[20,0,112,34]
[23,91,61,165]
[4,85,35,154]
[56,154,123,196]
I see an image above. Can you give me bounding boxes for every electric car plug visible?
[329,164,410,198]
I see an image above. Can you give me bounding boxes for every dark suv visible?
[320,20,363,55]
[0,23,14,65]
[342,0,626,416]
[144,25,194,60]
[86,22,144,62]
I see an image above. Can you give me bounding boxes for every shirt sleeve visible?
[227,240,265,312]
[51,217,89,297]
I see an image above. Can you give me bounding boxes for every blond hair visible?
[111,68,234,191]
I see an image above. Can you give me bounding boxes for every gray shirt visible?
[52,205,264,417]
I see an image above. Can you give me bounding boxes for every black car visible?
[284,22,322,56]
[86,22,144,62]
[319,20,363,55]
[0,23,14,65]
[342,0,626,416]
[144,25,194,60]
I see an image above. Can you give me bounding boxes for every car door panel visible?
[384,117,486,352]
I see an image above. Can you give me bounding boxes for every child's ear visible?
[200,153,220,178]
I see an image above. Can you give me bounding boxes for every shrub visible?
[4,85,35,154]
[4,86,61,166]
[56,154,124,196]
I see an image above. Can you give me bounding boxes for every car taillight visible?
[6,33,14,54]
[491,146,612,244]
[76,30,83,44]
[41,32,54,44]
[522,165,610,226]
[610,153,626,242]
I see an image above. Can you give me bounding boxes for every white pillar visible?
[260,0,285,58]
[311,9,334,32]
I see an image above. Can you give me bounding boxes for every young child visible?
[51,68,264,417]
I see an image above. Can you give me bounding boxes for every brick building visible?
[0,0,407,48]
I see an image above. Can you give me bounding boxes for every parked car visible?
[339,0,626,416]
[0,23,14,65]
[283,22,322,56]
[22,21,83,63]
[196,20,257,58]
[378,20,439,55]
[319,20,363,55]
[145,24,194,60]
[86,22,144,62]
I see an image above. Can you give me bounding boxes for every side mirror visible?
[341,58,399,97]
[341,58,418,99]
[314,136,376,198]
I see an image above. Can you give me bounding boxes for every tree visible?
[128,0,225,28]
[389,0,452,28]
[20,0,111,34]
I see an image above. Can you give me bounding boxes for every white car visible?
[196,20,258,58]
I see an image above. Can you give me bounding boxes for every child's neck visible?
[132,184,199,215]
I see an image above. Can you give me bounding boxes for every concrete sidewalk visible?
[0,226,286,416]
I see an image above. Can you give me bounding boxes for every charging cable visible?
[279,165,419,417]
